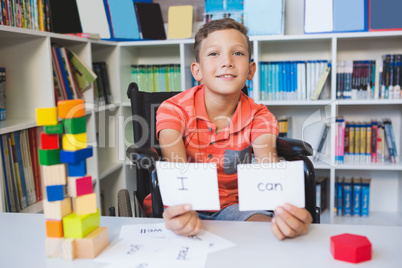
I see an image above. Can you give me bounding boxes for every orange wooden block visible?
[46,220,64,238]
[57,99,85,119]
[72,193,97,215]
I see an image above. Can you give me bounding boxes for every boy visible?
[156,18,312,240]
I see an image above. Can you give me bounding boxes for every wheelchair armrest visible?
[276,137,313,159]
[126,145,159,165]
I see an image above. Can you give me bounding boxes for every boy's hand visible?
[271,203,312,240]
[163,204,202,236]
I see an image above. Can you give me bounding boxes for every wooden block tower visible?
[36,99,109,260]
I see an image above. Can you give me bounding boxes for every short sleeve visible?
[156,101,187,139]
[249,104,279,143]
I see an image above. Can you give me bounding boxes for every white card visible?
[237,161,305,211]
[156,161,220,210]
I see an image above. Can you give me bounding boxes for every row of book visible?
[0,0,50,31]
[335,118,399,164]
[130,64,182,93]
[259,60,331,101]
[0,67,5,120]
[336,55,402,100]
[0,128,42,212]
[335,177,371,217]
[51,45,97,103]
[93,62,112,105]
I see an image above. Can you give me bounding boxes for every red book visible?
[28,128,42,201]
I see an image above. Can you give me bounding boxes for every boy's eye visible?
[208,52,218,56]
[234,51,245,56]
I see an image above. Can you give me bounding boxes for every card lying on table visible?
[156,161,220,211]
[237,160,305,211]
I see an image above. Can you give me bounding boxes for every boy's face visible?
[191,29,256,96]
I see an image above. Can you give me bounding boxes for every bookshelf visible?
[0,24,401,226]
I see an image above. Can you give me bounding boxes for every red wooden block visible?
[76,176,93,196]
[40,132,59,150]
[331,233,372,263]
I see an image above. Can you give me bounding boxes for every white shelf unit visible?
[1,24,401,226]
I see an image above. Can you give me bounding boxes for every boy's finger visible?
[271,217,285,240]
[282,203,312,224]
[163,204,192,220]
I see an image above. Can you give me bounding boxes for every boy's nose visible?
[221,55,234,68]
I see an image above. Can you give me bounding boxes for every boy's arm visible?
[252,133,279,163]
[158,128,202,236]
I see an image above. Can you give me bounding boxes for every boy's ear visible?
[191,62,203,81]
[247,61,256,80]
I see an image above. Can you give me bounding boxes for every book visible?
[314,124,330,162]
[316,176,329,213]
[244,0,284,36]
[304,0,333,33]
[105,0,141,40]
[28,128,42,201]
[0,136,11,212]
[361,178,371,216]
[383,119,397,164]
[333,0,367,32]
[65,48,97,93]
[352,177,362,216]
[54,46,73,99]
[20,130,36,205]
[48,0,82,33]
[0,67,6,120]
[343,177,353,216]
[369,0,402,31]
[310,62,331,100]
[6,134,20,211]
[12,132,29,208]
[59,47,82,99]
[335,177,343,216]
[167,5,193,39]
[134,2,166,40]
[277,116,289,138]
[76,0,111,39]
[64,33,101,40]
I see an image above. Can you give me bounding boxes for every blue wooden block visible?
[46,185,65,202]
[67,160,87,177]
[60,147,93,163]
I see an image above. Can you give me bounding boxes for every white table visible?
[1,213,401,267]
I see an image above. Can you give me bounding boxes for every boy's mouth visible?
[217,74,236,78]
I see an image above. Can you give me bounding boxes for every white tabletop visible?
[1,213,401,267]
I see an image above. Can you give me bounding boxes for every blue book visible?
[343,178,353,216]
[267,62,272,100]
[352,178,362,216]
[244,0,284,35]
[361,178,371,216]
[336,177,343,216]
[333,0,368,32]
[105,0,141,40]
[274,62,279,99]
[0,137,12,212]
[260,62,265,100]
[55,47,73,100]
[13,132,29,207]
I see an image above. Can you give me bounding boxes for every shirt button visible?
[208,154,213,159]
[208,127,212,132]
[211,141,215,145]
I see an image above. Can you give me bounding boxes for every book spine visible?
[361,178,371,216]
[371,121,378,162]
[384,120,396,164]
[336,177,343,216]
[366,123,372,163]
[352,178,362,216]
[0,67,6,120]
[343,178,352,216]
[344,123,350,163]
[0,136,12,212]
[13,131,29,207]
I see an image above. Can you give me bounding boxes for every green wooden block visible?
[39,149,61,165]
[63,117,86,134]
[44,124,64,134]
[63,209,100,239]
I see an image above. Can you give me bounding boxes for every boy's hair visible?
[193,18,252,63]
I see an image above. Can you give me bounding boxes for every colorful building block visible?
[74,227,109,258]
[40,132,60,150]
[72,193,97,215]
[67,176,92,197]
[63,209,100,239]
[43,164,67,186]
[67,160,86,177]
[43,198,72,220]
[36,107,58,126]
[44,124,64,134]
[331,233,372,263]
[60,147,93,163]
[57,99,85,119]
[46,185,65,202]
[39,149,61,166]
[46,220,64,238]
[62,133,87,151]
[63,116,86,134]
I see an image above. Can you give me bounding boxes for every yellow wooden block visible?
[72,193,97,215]
[45,237,63,258]
[43,198,72,220]
[62,133,87,151]
[62,238,76,261]
[75,227,109,258]
[36,107,58,126]
[57,99,85,119]
[43,164,67,186]
[63,209,100,239]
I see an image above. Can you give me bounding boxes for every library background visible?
[0,0,401,227]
